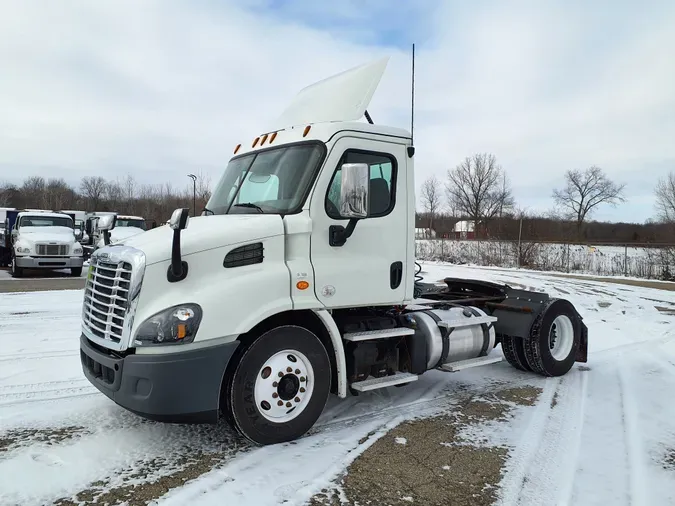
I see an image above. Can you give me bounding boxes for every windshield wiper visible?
[233,203,264,213]
[202,207,215,216]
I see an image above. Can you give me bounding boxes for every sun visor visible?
[269,57,390,131]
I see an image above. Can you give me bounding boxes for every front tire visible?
[227,325,331,445]
[522,299,581,377]
[10,255,23,278]
[71,266,83,277]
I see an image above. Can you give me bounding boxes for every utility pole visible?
[187,174,197,216]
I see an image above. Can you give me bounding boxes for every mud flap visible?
[575,319,589,363]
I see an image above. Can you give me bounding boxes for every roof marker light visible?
[270,132,278,143]
[303,125,311,137]
[252,137,260,148]
[260,133,268,146]
[234,144,241,154]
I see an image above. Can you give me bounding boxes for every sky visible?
[1,0,674,224]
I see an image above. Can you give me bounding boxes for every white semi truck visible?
[10,210,84,277]
[79,57,588,446]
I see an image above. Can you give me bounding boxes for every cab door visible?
[309,135,409,308]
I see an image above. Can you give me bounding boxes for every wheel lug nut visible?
[287,367,292,373]
[295,397,300,402]
[300,377,306,382]
[272,393,278,398]
[300,387,306,393]
[278,372,283,377]
[295,369,301,374]
[277,400,283,406]
[273,381,278,387]
[286,402,292,408]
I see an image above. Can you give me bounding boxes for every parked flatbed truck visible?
[79,57,588,445]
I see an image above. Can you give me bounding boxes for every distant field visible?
[416,239,675,281]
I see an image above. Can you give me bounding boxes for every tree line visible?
[0,173,212,225]
[418,153,675,244]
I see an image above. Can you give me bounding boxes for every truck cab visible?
[79,58,588,446]
[94,214,147,249]
[10,210,84,277]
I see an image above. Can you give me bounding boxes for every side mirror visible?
[98,215,116,231]
[97,215,116,246]
[167,208,190,283]
[338,163,369,219]
[170,208,190,231]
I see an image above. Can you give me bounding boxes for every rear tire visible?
[500,335,532,372]
[227,325,331,445]
[522,299,581,377]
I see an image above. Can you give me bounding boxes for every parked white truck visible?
[79,57,588,445]
[10,211,84,277]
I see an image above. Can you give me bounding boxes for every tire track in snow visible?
[617,361,649,506]
[495,370,589,506]
[0,350,76,362]
[0,378,89,393]
[0,386,97,407]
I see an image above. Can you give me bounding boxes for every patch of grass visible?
[0,426,87,454]
[310,386,543,506]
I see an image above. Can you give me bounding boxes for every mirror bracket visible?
[329,218,358,247]
[167,208,190,283]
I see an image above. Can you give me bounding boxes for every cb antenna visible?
[408,43,416,158]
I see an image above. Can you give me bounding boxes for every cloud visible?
[0,0,673,223]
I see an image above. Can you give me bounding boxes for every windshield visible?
[206,143,325,215]
[116,219,147,230]
[19,216,73,228]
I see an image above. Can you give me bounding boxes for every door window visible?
[326,150,397,219]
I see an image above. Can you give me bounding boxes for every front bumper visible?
[15,255,83,269]
[80,335,240,423]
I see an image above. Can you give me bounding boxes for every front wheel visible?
[227,325,331,445]
[71,266,83,277]
[522,299,581,377]
[10,256,23,278]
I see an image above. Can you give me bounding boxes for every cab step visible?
[438,355,503,372]
[437,315,498,330]
[350,372,419,392]
[343,327,415,342]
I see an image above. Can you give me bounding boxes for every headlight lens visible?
[134,303,203,346]
[73,246,83,254]
[16,246,31,254]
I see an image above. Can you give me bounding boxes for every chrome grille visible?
[36,244,68,256]
[82,260,133,344]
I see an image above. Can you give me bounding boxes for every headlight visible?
[73,246,83,254]
[133,304,203,346]
[16,246,31,254]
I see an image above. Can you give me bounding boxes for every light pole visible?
[187,174,196,216]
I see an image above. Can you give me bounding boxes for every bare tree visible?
[552,166,626,238]
[80,176,107,211]
[655,171,675,223]
[419,174,442,237]
[445,153,515,234]
[45,178,76,210]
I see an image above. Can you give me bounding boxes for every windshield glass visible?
[116,219,147,230]
[19,215,73,228]
[206,143,325,215]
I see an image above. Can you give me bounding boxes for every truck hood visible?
[116,214,285,265]
[19,227,76,243]
[104,227,145,244]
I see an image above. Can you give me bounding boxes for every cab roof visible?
[18,211,73,220]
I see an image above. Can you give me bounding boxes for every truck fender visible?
[313,309,347,398]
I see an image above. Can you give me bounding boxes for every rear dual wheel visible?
[502,299,581,377]
[226,325,331,445]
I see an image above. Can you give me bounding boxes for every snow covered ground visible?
[416,239,675,280]
[1,262,675,505]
